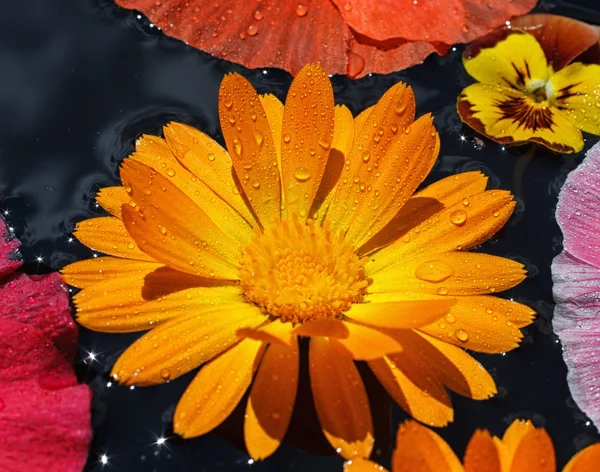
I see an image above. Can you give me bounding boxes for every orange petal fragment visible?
[464,430,502,472]
[61,256,159,289]
[259,94,284,167]
[280,64,334,221]
[563,443,600,472]
[244,337,299,460]
[120,159,240,279]
[96,186,132,219]
[309,337,374,459]
[238,319,295,346]
[345,299,455,329]
[111,303,264,385]
[509,428,555,472]
[218,73,281,227]
[174,338,265,438]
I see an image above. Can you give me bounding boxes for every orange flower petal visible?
[404,330,497,400]
[345,299,455,330]
[309,336,374,459]
[464,430,502,472]
[61,256,159,289]
[392,421,460,472]
[361,171,489,255]
[509,428,555,472]
[368,342,453,427]
[95,186,132,218]
[130,134,254,246]
[501,419,536,458]
[73,216,155,262]
[369,189,516,273]
[111,303,264,385]
[120,159,240,279]
[244,337,299,460]
[368,252,526,296]
[511,14,600,71]
[344,458,389,472]
[162,122,256,225]
[73,265,242,333]
[563,443,600,472]
[174,338,265,438]
[259,94,284,168]
[326,82,415,234]
[218,73,281,227]
[238,319,295,346]
[280,64,334,221]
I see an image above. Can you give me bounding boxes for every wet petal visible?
[549,63,600,136]
[73,265,242,332]
[563,443,600,472]
[120,159,240,279]
[96,186,132,218]
[61,256,161,289]
[218,73,281,226]
[111,303,264,385]
[501,419,536,459]
[174,338,265,438]
[280,64,334,221]
[458,83,583,153]
[369,190,516,274]
[0,217,22,277]
[244,337,299,460]
[259,94,284,167]
[309,336,374,459]
[509,428,555,472]
[464,430,502,472]
[237,319,295,346]
[163,122,256,225]
[74,216,155,262]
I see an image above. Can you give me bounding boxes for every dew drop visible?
[445,313,456,324]
[415,260,454,283]
[343,1,352,11]
[318,138,331,150]
[362,151,370,163]
[437,287,449,296]
[295,4,308,17]
[160,369,171,380]
[254,129,264,147]
[250,112,257,122]
[247,24,259,36]
[455,329,469,342]
[224,99,233,110]
[462,198,470,206]
[251,179,261,189]
[208,153,216,161]
[450,209,468,226]
[404,126,411,134]
[395,101,407,116]
[233,138,243,156]
[294,168,311,182]
[283,132,292,144]
[253,10,263,20]
[166,168,176,177]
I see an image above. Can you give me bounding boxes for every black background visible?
[1,1,600,470]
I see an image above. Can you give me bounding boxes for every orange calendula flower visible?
[345,419,600,472]
[62,64,534,461]
[457,14,600,154]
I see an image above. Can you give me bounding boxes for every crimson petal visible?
[0,217,22,278]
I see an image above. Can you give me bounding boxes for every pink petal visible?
[0,319,92,472]
[0,273,78,363]
[0,217,22,278]
[556,142,600,269]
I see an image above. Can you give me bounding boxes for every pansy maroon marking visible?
[458,14,600,153]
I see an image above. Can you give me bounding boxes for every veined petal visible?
[244,337,299,460]
[130,134,254,246]
[74,265,242,332]
[326,82,416,235]
[312,105,354,222]
[111,303,264,385]
[238,319,295,346]
[61,256,159,289]
[354,105,375,131]
[368,252,527,296]
[96,186,132,218]
[344,458,389,472]
[73,216,155,262]
[502,419,536,459]
[368,343,453,427]
[549,63,600,135]
[309,337,374,459]
[280,64,334,221]
[563,444,600,472]
[121,159,240,279]
[259,94,284,170]
[174,338,265,438]
[218,73,281,227]
[362,171,489,255]
[464,430,502,472]
[458,83,583,153]
[346,114,440,248]
[345,299,455,330]
[163,122,256,225]
[509,428,555,472]
[368,190,516,273]
[392,422,459,472]
[463,32,550,90]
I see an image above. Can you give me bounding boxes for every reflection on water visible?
[1,0,600,470]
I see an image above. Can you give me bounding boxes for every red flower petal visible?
[0,217,22,278]
[511,14,600,70]
[113,0,528,78]
[0,273,78,363]
[332,0,536,44]
[0,319,92,472]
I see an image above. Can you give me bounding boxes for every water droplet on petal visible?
[295,4,308,17]
[294,168,311,182]
[283,132,292,144]
[247,24,259,36]
[208,153,216,161]
[254,129,264,147]
[251,179,261,189]
[233,138,243,157]
[456,329,469,342]
[166,168,176,177]
[415,260,454,283]
[437,287,449,295]
[450,210,468,226]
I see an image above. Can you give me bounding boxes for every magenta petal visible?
[556,142,600,269]
[0,273,78,363]
[0,319,92,472]
[0,217,22,278]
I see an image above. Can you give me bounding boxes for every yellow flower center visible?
[239,218,369,324]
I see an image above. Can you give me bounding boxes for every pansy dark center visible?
[239,218,369,323]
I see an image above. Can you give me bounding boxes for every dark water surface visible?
[2,1,600,470]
